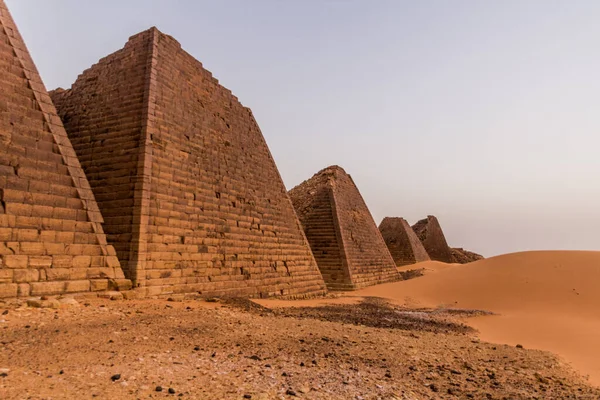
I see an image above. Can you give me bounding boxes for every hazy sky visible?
[7,0,600,257]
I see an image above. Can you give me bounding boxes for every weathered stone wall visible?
[50,30,151,283]
[52,28,327,298]
[379,217,430,266]
[289,169,352,290]
[289,166,399,290]
[412,215,454,263]
[451,248,484,264]
[0,0,130,298]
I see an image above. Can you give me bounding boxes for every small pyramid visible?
[50,28,326,298]
[379,217,430,266]
[289,166,399,290]
[0,0,130,298]
[412,215,453,263]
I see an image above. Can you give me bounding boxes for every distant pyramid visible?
[450,247,484,264]
[288,166,399,290]
[412,215,454,263]
[50,27,326,298]
[379,217,430,266]
[0,0,130,298]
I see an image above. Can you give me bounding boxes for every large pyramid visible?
[0,0,129,298]
[50,28,326,298]
[288,166,399,290]
[379,217,430,266]
[411,215,454,263]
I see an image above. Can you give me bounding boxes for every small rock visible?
[156,386,163,392]
[168,388,176,394]
[286,389,297,396]
[516,344,524,349]
[110,374,121,381]
[429,384,439,392]
[385,372,392,378]
[243,395,252,399]
[249,355,261,361]
[194,346,200,351]
[98,291,123,301]
[1,310,7,315]
[58,297,79,307]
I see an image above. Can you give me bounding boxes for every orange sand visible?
[357,251,600,385]
[259,251,600,385]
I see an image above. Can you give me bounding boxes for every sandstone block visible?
[13,269,40,283]
[30,281,66,296]
[90,279,109,292]
[64,280,90,293]
[0,283,18,298]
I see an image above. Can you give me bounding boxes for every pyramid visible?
[411,215,454,263]
[288,166,399,290]
[0,1,130,298]
[50,28,327,298]
[378,217,430,266]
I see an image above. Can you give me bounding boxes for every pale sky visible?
[7,0,600,257]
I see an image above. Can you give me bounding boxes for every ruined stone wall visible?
[412,215,453,263]
[289,171,352,290]
[379,217,430,266]
[451,248,484,264]
[0,0,129,298]
[329,168,399,288]
[289,166,399,290]
[50,31,152,283]
[53,28,326,298]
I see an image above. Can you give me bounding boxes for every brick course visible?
[0,0,130,298]
[379,217,430,266]
[51,28,326,298]
[289,166,399,290]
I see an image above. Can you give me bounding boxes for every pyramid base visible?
[132,282,328,300]
[0,278,132,299]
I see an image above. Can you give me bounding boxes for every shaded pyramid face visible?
[379,217,430,266]
[0,1,129,298]
[289,166,399,290]
[50,28,327,298]
[412,215,453,263]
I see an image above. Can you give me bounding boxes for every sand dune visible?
[356,251,600,385]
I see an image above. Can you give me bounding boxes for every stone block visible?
[4,255,28,269]
[0,283,18,298]
[64,280,90,293]
[90,279,109,292]
[30,281,66,296]
[13,269,40,283]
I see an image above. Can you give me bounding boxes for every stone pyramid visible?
[412,215,454,263]
[50,28,326,298]
[378,217,430,266]
[0,0,129,298]
[288,166,399,290]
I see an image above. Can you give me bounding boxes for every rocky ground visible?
[0,296,598,399]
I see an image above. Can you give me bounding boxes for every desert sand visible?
[357,251,600,385]
[261,250,600,387]
[2,251,600,398]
